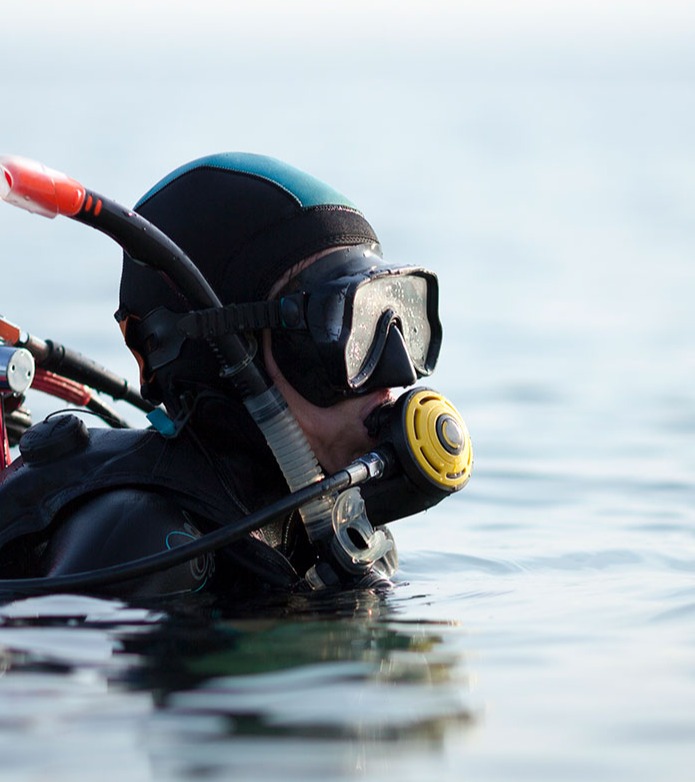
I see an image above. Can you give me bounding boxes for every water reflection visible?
[0,591,474,781]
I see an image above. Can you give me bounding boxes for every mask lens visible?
[345,274,432,383]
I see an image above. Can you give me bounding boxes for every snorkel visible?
[0,155,472,591]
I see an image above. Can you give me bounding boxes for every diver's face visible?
[262,333,394,474]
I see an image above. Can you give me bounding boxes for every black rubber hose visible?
[85,396,131,429]
[74,194,220,309]
[40,340,152,413]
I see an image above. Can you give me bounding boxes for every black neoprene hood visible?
[118,153,380,406]
[119,153,379,315]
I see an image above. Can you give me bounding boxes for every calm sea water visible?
[1,4,694,780]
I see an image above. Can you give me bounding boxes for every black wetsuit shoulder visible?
[0,416,305,597]
[40,487,215,596]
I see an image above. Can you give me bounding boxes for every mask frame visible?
[271,244,442,406]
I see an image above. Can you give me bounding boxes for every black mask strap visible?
[177,298,304,340]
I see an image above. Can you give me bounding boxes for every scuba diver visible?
[0,153,472,599]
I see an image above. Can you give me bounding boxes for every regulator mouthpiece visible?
[0,155,86,218]
[367,388,473,497]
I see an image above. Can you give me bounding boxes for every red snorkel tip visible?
[0,155,86,218]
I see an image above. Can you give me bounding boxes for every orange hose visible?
[32,368,92,406]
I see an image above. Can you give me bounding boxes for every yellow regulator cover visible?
[403,389,473,492]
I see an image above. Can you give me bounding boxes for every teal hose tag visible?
[146,408,177,437]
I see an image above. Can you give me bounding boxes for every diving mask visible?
[271,244,442,406]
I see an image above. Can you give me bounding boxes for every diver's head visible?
[117,153,441,442]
